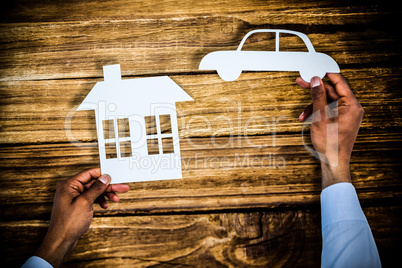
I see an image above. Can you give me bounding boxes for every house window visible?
[145,114,174,155]
[103,118,132,159]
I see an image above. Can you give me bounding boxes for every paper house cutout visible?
[199,29,340,82]
[77,64,193,184]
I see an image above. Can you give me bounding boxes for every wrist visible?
[320,160,351,190]
[35,230,76,267]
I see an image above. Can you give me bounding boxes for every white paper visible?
[77,64,193,184]
[199,29,340,82]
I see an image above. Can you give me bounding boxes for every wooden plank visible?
[1,133,400,219]
[1,0,396,23]
[1,206,400,267]
[0,16,399,81]
[0,1,400,267]
[0,68,401,144]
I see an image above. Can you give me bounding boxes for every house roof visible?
[77,64,193,113]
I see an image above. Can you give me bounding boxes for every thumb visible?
[80,174,110,205]
[310,76,327,114]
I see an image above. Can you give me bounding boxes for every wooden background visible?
[1,0,401,267]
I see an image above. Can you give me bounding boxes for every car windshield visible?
[241,32,276,51]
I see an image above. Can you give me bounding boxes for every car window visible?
[241,32,276,51]
[279,33,308,52]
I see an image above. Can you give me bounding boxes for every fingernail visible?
[311,77,321,88]
[299,111,304,120]
[99,174,110,184]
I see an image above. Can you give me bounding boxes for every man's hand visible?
[297,73,364,189]
[35,168,129,267]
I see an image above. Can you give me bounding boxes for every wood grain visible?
[0,24,399,81]
[1,0,395,23]
[0,0,401,267]
[0,68,401,144]
[0,0,399,81]
[1,133,400,220]
[1,206,400,267]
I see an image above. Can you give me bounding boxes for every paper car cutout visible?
[199,29,340,82]
[77,64,193,184]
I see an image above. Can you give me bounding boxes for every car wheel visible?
[217,68,242,82]
[300,70,325,83]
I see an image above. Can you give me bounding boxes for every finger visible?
[105,184,130,193]
[86,183,129,193]
[299,103,313,122]
[105,192,120,202]
[96,195,108,209]
[67,168,101,185]
[327,73,353,97]
[324,82,339,101]
[297,76,339,101]
[78,174,111,205]
[84,180,96,190]
[296,77,310,89]
[310,76,328,114]
[59,169,101,200]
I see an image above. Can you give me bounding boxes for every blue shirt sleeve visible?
[321,182,381,268]
[21,256,53,268]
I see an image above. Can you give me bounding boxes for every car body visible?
[199,29,340,82]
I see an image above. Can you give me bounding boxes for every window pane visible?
[162,137,174,154]
[145,116,157,135]
[120,140,132,158]
[279,33,308,52]
[105,142,117,159]
[241,32,276,51]
[103,119,115,139]
[159,114,172,134]
[118,118,130,138]
[147,138,159,155]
